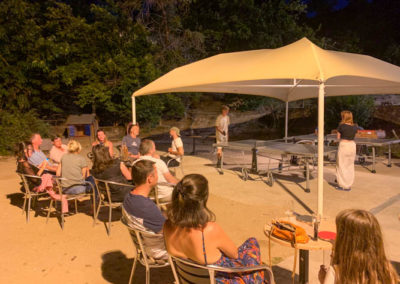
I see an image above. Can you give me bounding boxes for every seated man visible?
[49,136,67,166]
[135,139,178,202]
[28,133,58,173]
[122,160,168,261]
[122,123,141,159]
[161,126,184,167]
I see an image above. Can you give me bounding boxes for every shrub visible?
[0,111,49,155]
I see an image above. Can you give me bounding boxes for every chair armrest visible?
[207,264,270,273]
[19,173,42,179]
[94,178,133,187]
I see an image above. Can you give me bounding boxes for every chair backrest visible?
[17,172,42,195]
[121,216,168,267]
[93,178,132,203]
[169,255,275,284]
[169,256,213,284]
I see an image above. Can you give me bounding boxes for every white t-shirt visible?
[134,156,173,199]
[215,114,230,142]
[168,137,183,162]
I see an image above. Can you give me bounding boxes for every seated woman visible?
[16,141,49,191]
[92,129,113,157]
[57,140,93,194]
[161,126,184,167]
[319,209,398,284]
[163,174,266,283]
[91,144,132,202]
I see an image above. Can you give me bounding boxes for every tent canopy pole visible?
[285,101,289,143]
[132,95,136,124]
[317,82,325,217]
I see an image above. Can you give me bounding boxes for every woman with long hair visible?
[319,209,398,284]
[15,141,48,191]
[91,144,132,201]
[163,174,266,283]
[92,129,113,157]
[336,110,358,191]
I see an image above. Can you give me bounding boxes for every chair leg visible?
[145,267,150,284]
[129,257,138,284]
[46,199,54,224]
[61,207,64,230]
[74,199,78,214]
[26,197,32,223]
[22,194,27,215]
[94,201,102,226]
[107,205,112,236]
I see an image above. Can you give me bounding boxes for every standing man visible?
[49,136,67,166]
[215,105,230,168]
[122,123,141,159]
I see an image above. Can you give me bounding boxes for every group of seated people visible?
[16,128,398,284]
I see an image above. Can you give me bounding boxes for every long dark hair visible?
[15,141,31,162]
[333,209,398,284]
[91,144,114,173]
[167,174,215,228]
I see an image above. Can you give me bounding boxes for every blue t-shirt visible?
[123,193,165,233]
[122,135,141,155]
[28,150,54,167]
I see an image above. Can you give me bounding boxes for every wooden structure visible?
[65,114,98,143]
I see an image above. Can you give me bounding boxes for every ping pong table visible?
[214,139,337,192]
[287,134,400,173]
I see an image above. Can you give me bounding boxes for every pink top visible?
[49,144,67,164]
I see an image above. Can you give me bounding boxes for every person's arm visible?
[81,167,89,179]
[37,160,48,176]
[163,171,178,184]
[336,125,341,140]
[120,162,131,180]
[211,222,238,259]
[108,141,114,157]
[56,163,61,177]
[45,164,58,172]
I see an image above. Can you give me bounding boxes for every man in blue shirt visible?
[122,159,167,260]
[28,133,58,173]
[122,124,141,159]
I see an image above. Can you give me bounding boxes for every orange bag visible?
[270,220,309,244]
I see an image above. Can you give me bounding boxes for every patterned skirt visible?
[215,237,266,284]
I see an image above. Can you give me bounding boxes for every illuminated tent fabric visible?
[132,37,400,216]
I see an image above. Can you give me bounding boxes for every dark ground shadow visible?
[275,180,314,214]
[272,266,298,283]
[101,250,175,284]
[6,192,52,220]
[391,260,400,276]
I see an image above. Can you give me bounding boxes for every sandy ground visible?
[0,139,399,284]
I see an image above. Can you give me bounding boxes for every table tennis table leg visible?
[191,137,196,155]
[372,147,376,173]
[299,249,309,284]
[305,159,310,193]
[388,144,392,167]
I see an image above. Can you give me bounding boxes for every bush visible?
[325,95,375,132]
[0,111,49,155]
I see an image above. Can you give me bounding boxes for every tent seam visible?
[310,43,325,82]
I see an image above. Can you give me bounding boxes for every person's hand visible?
[222,131,226,136]
[168,147,173,153]
[318,265,328,283]
[39,159,48,169]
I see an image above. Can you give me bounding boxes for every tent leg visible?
[132,95,136,124]
[317,82,325,217]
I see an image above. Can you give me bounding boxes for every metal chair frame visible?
[18,173,50,223]
[46,177,95,230]
[166,155,185,177]
[93,178,133,235]
[121,217,170,284]
[169,255,275,284]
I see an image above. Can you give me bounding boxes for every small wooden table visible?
[264,218,335,284]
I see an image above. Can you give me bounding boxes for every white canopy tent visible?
[132,37,400,216]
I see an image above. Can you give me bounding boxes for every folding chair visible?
[166,155,185,177]
[121,217,170,284]
[169,255,275,284]
[17,173,49,223]
[93,178,133,236]
[152,182,175,209]
[46,177,95,230]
